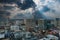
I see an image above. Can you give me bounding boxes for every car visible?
[0,32,5,39]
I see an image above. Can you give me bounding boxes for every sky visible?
[0,0,60,20]
[33,0,60,18]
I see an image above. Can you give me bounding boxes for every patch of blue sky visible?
[34,0,60,18]
[40,0,45,2]
[39,6,50,13]
[56,0,60,3]
[40,0,45,4]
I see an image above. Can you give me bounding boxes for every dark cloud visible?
[33,10,45,19]
[0,0,16,3]
[3,6,15,10]
[41,6,50,12]
[34,10,53,20]
[0,0,36,10]
[0,16,7,21]
[13,13,25,19]
[0,11,10,16]
[57,0,60,3]
[17,0,36,10]
[13,13,33,19]
[0,11,10,21]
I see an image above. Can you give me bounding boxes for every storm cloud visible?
[0,11,10,21]
[0,0,60,20]
[33,0,60,19]
[0,0,36,10]
[0,0,36,19]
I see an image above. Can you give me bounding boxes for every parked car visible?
[0,32,5,39]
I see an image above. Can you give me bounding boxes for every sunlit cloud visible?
[0,0,60,19]
[33,0,60,19]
